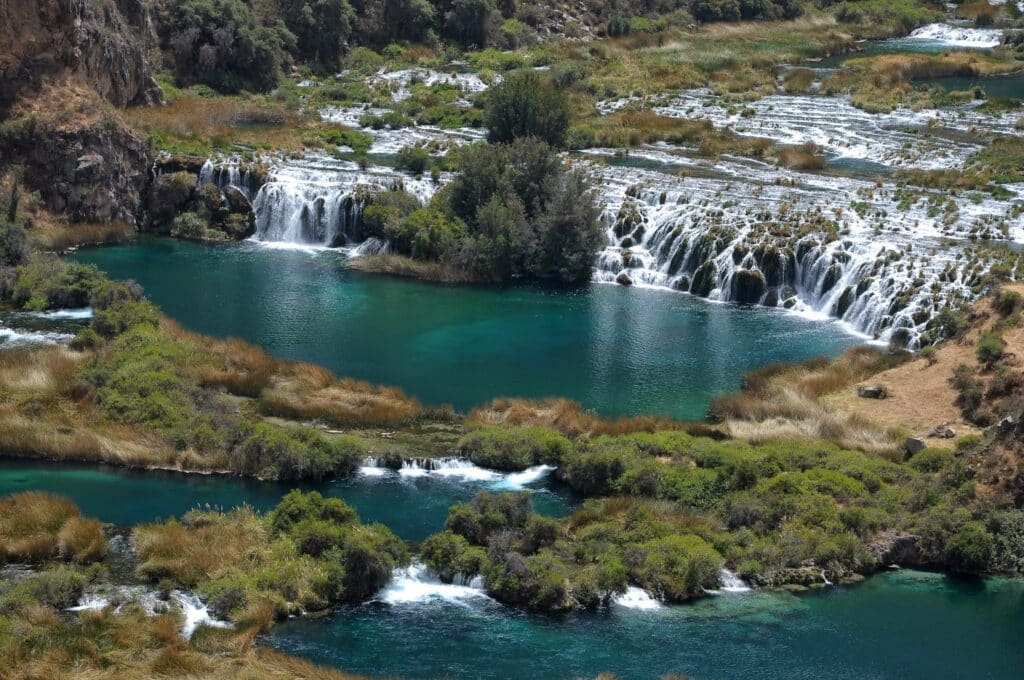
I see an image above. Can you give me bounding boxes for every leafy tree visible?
[443,0,496,47]
[280,0,355,67]
[485,70,572,147]
[154,0,291,92]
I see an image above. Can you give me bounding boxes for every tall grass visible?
[0,492,106,563]
[469,397,677,438]
[708,347,906,456]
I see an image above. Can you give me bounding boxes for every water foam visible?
[380,563,491,605]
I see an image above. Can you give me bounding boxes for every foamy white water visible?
[491,465,557,490]
[69,588,230,639]
[907,23,1003,48]
[613,586,663,610]
[713,569,753,594]
[380,563,491,605]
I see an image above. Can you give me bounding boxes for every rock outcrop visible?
[0,0,161,113]
[1,91,152,224]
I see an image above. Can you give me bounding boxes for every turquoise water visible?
[268,569,1024,680]
[0,460,575,541]
[70,238,859,420]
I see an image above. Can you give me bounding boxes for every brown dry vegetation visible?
[709,347,908,457]
[469,397,680,438]
[125,94,314,155]
[0,492,106,563]
[1,605,367,680]
[0,346,179,468]
[824,286,1024,445]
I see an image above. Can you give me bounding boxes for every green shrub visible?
[457,426,572,471]
[485,70,572,147]
[976,331,1005,369]
[233,424,364,480]
[395,145,432,176]
[908,447,954,473]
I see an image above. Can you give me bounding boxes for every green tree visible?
[485,70,572,147]
[280,0,355,67]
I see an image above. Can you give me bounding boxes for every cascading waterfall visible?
[586,150,1016,346]
[358,456,555,488]
[251,155,441,247]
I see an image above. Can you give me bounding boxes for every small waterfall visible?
[380,563,491,605]
[200,159,258,200]
[716,569,752,594]
[251,156,441,247]
[821,570,834,587]
[612,586,663,610]
[68,588,229,639]
[907,23,1004,48]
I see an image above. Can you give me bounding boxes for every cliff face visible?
[0,0,161,225]
[0,0,162,113]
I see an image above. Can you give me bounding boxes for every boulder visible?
[857,385,887,399]
[690,261,717,297]
[868,531,922,567]
[616,272,633,286]
[146,172,198,232]
[905,437,927,456]
[729,269,766,304]
[928,425,956,439]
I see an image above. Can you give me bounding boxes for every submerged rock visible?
[616,272,633,286]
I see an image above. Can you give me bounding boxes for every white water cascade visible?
[715,569,753,594]
[379,563,491,605]
[585,148,1020,345]
[68,587,230,639]
[359,456,556,489]
[612,586,664,610]
[906,23,1004,48]
[251,155,441,247]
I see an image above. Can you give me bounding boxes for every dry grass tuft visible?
[709,347,906,456]
[133,509,265,587]
[0,492,106,563]
[469,397,678,438]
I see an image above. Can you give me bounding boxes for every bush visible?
[457,426,573,471]
[232,423,363,480]
[976,331,1005,369]
[395,145,432,176]
[945,521,994,574]
[171,212,208,240]
[908,447,954,473]
[485,70,572,147]
[995,289,1022,317]
[631,534,722,601]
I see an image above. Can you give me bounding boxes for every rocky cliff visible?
[0,0,162,113]
[0,0,161,225]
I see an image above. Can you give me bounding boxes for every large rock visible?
[729,269,766,304]
[690,261,718,297]
[146,172,198,232]
[857,385,887,399]
[868,531,922,567]
[905,437,927,456]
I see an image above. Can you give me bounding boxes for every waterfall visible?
[821,570,834,587]
[585,151,1015,346]
[907,23,1004,48]
[199,159,256,200]
[251,155,442,247]
[379,563,491,605]
[716,569,752,593]
[68,587,229,639]
[612,586,664,610]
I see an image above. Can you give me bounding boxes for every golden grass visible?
[125,94,309,154]
[776,143,826,171]
[0,604,369,680]
[709,347,907,457]
[0,492,106,563]
[133,509,266,587]
[260,373,423,428]
[31,221,136,252]
[469,397,677,438]
[345,253,475,283]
